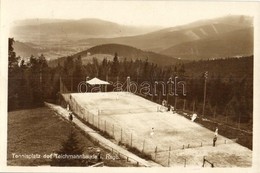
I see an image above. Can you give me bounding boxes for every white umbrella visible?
[86,77,110,85]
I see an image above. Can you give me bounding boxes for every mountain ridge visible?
[11,15,254,62]
[84,15,253,54]
[48,43,182,67]
[160,27,253,60]
[11,18,161,41]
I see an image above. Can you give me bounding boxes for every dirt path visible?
[45,102,161,167]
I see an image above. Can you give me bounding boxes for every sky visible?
[1,0,259,27]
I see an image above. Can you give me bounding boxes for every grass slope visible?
[7,107,133,166]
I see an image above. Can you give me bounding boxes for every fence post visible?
[192,101,195,113]
[184,158,186,167]
[174,96,177,111]
[142,139,145,153]
[130,133,132,147]
[98,116,100,129]
[155,146,157,161]
[168,146,171,167]
[105,120,106,132]
[238,116,241,129]
[121,128,123,142]
[113,124,115,138]
[183,99,186,111]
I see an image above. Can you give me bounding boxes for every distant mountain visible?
[10,18,161,42]
[11,15,253,62]
[13,41,45,59]
[85,15,253,56]
[48,44,182,67]
[12,18,67,26]
[160,27,253,60]
[12,41,71,61]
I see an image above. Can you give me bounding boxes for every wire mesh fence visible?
[66,96,149,166]
[66,95,239,167]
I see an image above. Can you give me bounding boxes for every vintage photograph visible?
[1,0,259,170]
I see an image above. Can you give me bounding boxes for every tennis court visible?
[63,92,252,167]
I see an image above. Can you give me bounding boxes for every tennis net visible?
[98,106,159,115]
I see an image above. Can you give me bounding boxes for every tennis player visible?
[214,127,218,137]
[150,128,155,138]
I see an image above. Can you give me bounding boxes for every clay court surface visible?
[63,92,252,167]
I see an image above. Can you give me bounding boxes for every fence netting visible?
[64,94,238,167]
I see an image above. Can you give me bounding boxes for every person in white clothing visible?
[191,113,197,122]
[214,127,218,137]
[150,128,155,138]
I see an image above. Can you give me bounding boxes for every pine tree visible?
[8,38,18,69]
[8,38,20,110]
[111,52,119,77]
[28,55,48,106]
[51,130,85,166]
[73,55,84,91]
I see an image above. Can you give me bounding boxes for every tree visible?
[50,130,85,166]
[28,54,48,106]
[8,38,18,69]
[8,38,20,110]
[73,55,84,92]
[17,60,32,108]
[92,57,99,77]
[8,38,52,110]
[143,58,149,79]
[111,52,119,77]
[62,56,75,91]
[178,63,186,77]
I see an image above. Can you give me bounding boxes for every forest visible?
[8,38,253,131]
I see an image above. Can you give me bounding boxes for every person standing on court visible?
[215,127,218,136]
[213,127,218,147]
[150,128,155,138]
[69,112,73,121]
[213,135,217,147]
